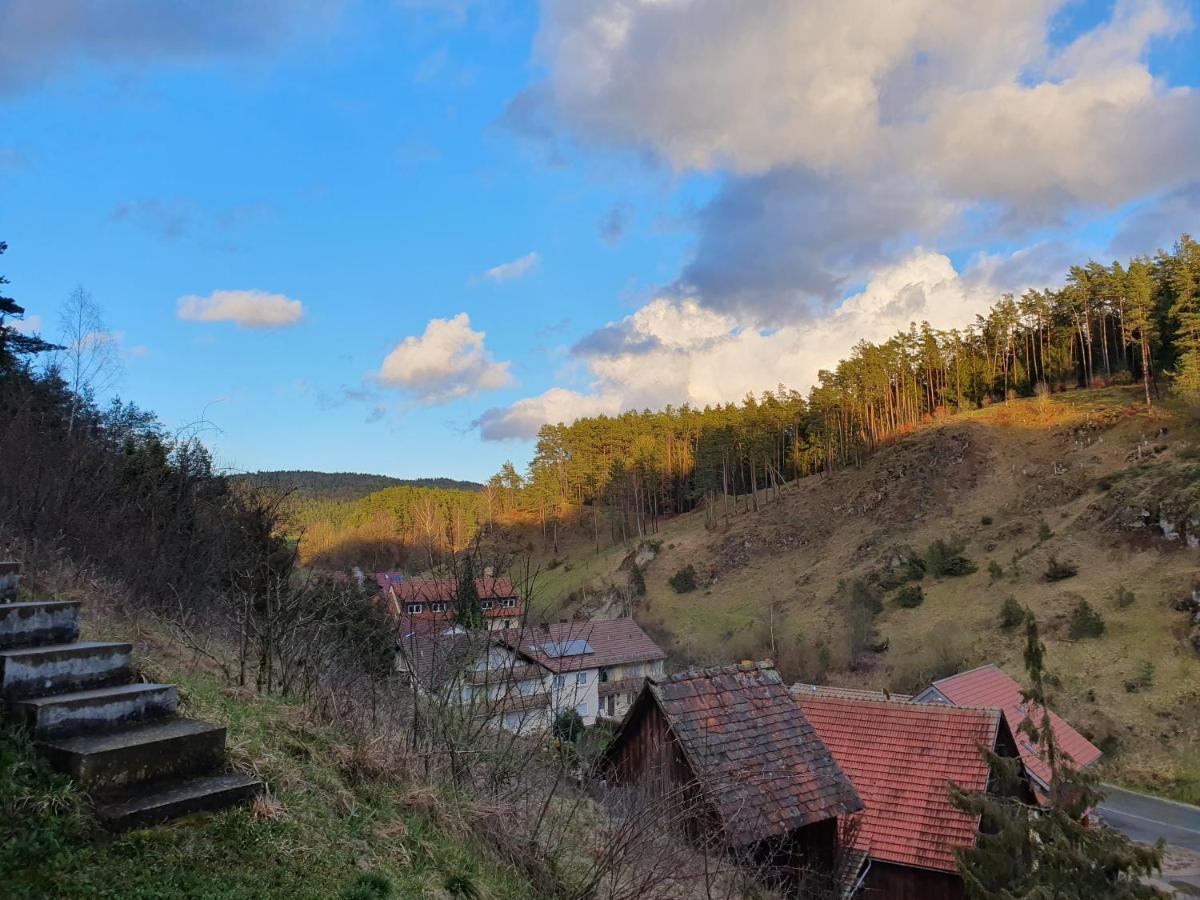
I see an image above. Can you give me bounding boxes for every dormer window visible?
[480,600,495,610]
[406,603,423,614]
[430,602,447,613]
[501,598,517,609]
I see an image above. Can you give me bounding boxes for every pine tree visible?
[1125,258,1158,407]
[0,241,60,373]
[453,554,485,630]
[953,616,1164,898]
[1168,235,1200,399]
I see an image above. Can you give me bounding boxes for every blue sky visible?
[1,1,1198,481]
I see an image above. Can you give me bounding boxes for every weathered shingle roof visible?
[925,664,1101,792]
[649,662,863,847]
[790,683,913,703]
[500,619,665,674]
[795,693,1000,873]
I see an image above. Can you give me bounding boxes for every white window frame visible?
[406,603,423,614]
[576,671,587,686]
[554,674,566,689]
[501,598,517,609]
[430,601,447,613]
[480,600,495,610]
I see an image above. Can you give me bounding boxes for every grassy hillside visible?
[1,618,531,900]
[532,387,1200,801]
[236,470,483,504]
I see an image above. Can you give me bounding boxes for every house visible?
[499,619,666,725]
[375,573,525,631]
[914,664,1102,802]
[598,662,863,888]
[395,617,666,733]
[793,688,1027,900]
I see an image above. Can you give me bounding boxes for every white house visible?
[395,618,666,733]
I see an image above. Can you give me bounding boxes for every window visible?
[480,600,494,610]
[430,601,447,613]
[576,671,587,686]
[501,598,517,609]
[553,674,566,689]
[606,695,616,717]
[598,667,609,684]
[405,603,423,614]
[576,702,588,717]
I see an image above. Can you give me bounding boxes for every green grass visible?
[0,667,532,900]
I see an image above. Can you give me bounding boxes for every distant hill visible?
[235,470,482,504]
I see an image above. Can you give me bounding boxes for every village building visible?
[914,663,1102,802]
[374,573,525,631]
[395,617,665,733]
[793,687,1028,900]
[598,663,863,889]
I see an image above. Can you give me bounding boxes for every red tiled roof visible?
[648,662,863,846]
[928,664,1101,790]
[795,693,1000,873]
[499,619,665,674]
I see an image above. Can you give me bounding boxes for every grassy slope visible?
[1,628,531,900]
[536,387,1200,801]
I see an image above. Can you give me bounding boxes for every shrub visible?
[1125,661,1155,693]
[552,709,585,744]
[981,515,994,526]
[844,578,882,616]
[629,564,646,597]
[999,596,1025,629]
[1037,521,1054,542]
[343,873,392,900]
[1113,585,1136,608]
[926,539,977,578]
[988,560,1004,583]
[1068,600,1106,640]
[1044,555,1078,582]
[668,565,699,593]
[896,585,925,608]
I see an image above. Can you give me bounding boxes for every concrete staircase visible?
[0,564,262,829]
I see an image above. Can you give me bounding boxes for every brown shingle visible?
[649,662,862,846]
[499,618,666,674]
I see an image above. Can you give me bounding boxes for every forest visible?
[483,234,1200,546]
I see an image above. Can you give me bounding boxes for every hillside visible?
[531,387,1200,802]
[237,470,483,504]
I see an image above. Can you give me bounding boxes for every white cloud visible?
[480,251,1021,440]
[375,312,513,404]
[511,0,1200,321]
[176,290,304,329]
[479,251,540,283]
[12,313,43,335]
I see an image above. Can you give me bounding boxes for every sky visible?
[1,0,1199,482]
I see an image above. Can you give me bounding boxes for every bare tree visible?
[57,286,121,432]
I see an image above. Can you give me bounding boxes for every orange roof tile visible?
[927,664,1101,790]
[795,693,1001,873]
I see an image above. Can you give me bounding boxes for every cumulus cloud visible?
[375,312,513,404]
[1107,182,1200,259]
[478,251,540,283]
[177,290,304,329]
[0,0,342,94]
[480,251,1029,440]
[511,0,1200,320]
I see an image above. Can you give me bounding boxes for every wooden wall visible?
[863,861,966,900]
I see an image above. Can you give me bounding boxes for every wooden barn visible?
[597,662,863,887]
[793,686,1030,900]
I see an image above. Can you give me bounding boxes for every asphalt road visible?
[1098,784,1200,854]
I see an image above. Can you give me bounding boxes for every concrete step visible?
[38,717,227,793]
[0,641,133,702]
[96,772,263,830]
[14,682,178,739]
[0,601,81,650]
